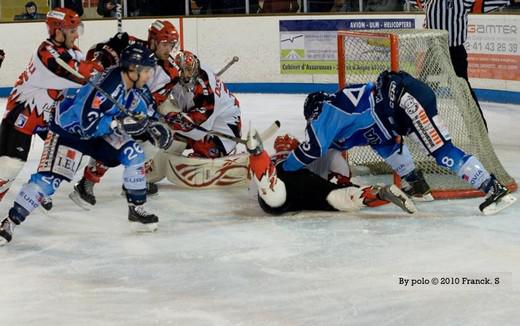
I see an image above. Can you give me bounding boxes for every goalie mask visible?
[174,51,200,85]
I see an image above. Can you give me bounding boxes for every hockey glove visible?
[78,60,104,79]
[164,112,195,132]
[112,115,149,137]
[0,49,4,68]
[107,32,129,55]
[147,122,174,150]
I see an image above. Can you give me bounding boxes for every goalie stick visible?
[173,120,281,145]
[216,56,239,77]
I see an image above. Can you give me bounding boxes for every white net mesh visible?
[339,29,515,197]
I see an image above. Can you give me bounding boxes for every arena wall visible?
[0,13,519,103]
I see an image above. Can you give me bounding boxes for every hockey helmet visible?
[120,44,157,72]
[303,91,332,121]
[148,20,179,45]
[46,7,82,37]
[174,50,199,83]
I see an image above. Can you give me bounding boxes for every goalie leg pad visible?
[0,156,25,201]
[166,153,249,188]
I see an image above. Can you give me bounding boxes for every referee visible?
[408,0,512,129]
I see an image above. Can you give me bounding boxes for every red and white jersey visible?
[4,40,84,135]
[181,64,240,125]
[147,55,180,106]
[176,65,242,154]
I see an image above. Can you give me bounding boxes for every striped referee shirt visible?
[408,0,511,46]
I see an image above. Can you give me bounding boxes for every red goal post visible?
[336,29,517,199]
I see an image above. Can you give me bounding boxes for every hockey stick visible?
[173,120,281,145]
[51,49,141,120]
[116,1,123,33]
[53,49,278,145]
[176,113,280,145]
[216,56,239,77]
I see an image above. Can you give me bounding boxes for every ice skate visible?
[402,169,434,202]
[69,177,96,210]
[128,204,158,232]
[40,197,53,211]
[479,175,517,215]
[0,217,16,246]
[377,184,417,214]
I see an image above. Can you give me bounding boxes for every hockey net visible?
[337,29,517,199]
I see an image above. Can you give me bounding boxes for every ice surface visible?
[0,96,519,325]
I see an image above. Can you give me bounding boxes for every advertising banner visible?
[279,18,415,74]
[466,15,520,81]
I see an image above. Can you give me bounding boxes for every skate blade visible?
[482,194,517,216]
[389,185,417,214]
[129,221,158,233]
[0,237,9,246]
[411,193,434,202]
[68,191,94,211]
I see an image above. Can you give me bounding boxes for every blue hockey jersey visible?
[53,67,154,139]
[284,82,401,172]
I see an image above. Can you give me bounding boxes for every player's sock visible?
[69,177,96,210]
[1,191,39,245]
[478,174,517,215]
[247,129,287,208]
[402,169,434,201]
[84,159,108,183]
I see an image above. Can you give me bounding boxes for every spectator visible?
[14,1,46,20]
[259,0,299,13]
[210,0,246,14]
[194,0,210,14]
[50,0,84,16]
[65,0,84,16]
[159,0,186,15]
[308,0,335,12]
[0,49,4,68]
[97,0,118,17]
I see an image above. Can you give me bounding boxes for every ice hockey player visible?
[126,49,244,189]
[280,70,516,215]
[245,130,417,215]
[70,19,181,207]
[0,8,125,210]
[0,44,174,245]
[164,50,242,158]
